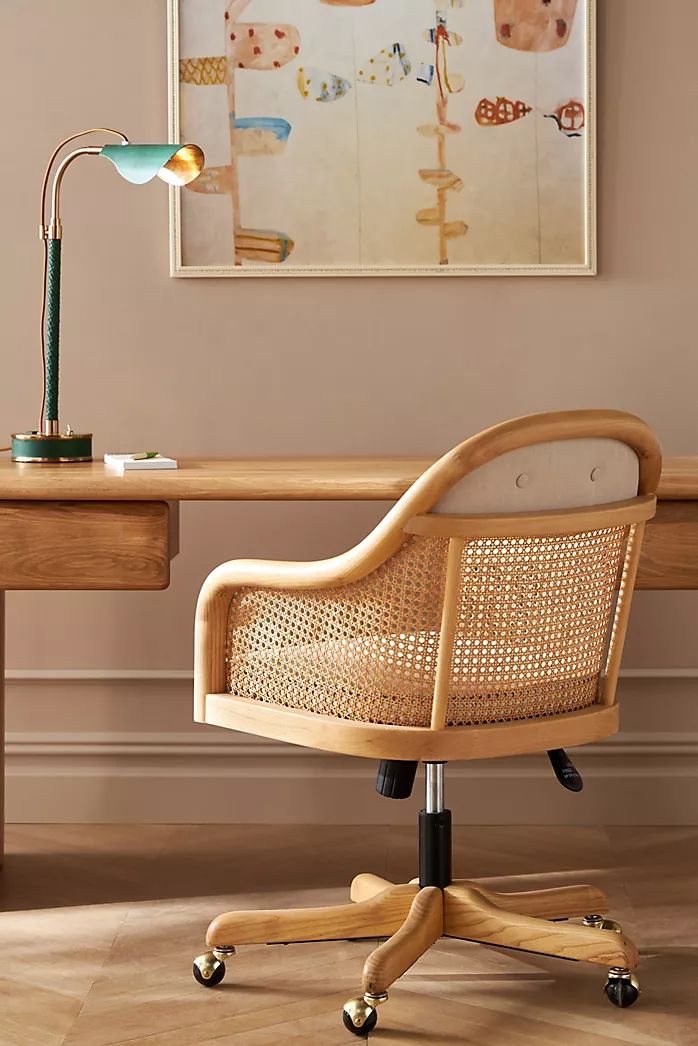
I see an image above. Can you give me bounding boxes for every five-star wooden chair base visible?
[194,872,641,1034]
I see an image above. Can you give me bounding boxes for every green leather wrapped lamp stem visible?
[45,239,61,424]
[11,238,93,462]
[11,130,204,464]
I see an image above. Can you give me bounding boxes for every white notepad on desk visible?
[104,453,178,473]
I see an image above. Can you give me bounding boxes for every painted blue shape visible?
[392,42,412,77]
[277,233,293,262]
[231,116,292,142]
[318,75,351,102]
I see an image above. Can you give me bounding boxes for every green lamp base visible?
[11,431,93,463]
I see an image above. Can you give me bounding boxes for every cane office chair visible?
[191,410,661,1036]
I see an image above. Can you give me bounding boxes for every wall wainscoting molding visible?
[5,669,698,825]
[9,730,698,761]
[8,667,698,682]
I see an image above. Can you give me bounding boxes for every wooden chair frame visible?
[192,410,661,1031]
[194,409,660,762]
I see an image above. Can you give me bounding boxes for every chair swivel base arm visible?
[194,763,641,1035]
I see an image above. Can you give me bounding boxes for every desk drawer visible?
[0,501,177,590]
[637,501,698,589]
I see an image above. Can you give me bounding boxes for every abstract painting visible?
[168,0,595,276]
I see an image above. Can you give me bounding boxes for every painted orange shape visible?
[475,96,533,126]
[179,56,228,86]
[227,23,300,70]
[547,99,585,134]
[493,0,578,52]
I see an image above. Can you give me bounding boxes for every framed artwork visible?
[168,0,596,277]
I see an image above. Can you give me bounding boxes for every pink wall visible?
[2,2,698,776]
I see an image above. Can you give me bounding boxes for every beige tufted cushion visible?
[434,438,640,515]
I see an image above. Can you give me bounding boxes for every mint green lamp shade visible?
[100,143,205,186]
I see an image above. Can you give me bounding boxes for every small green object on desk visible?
[130,452,159,460]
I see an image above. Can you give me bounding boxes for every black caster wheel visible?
[193,951,226,988]
[604,968,640,1008]
[342,998,378,1036]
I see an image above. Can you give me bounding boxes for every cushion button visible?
[590,467,601,482]
[516,473,529,489]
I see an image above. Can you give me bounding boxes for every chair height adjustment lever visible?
[547,748,583,792]
[375,760,419,799]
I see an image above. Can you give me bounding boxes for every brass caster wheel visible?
[583,914,623,933]
[193,950,229,988]
[342,993,387,1037]
[604,967,640,1008]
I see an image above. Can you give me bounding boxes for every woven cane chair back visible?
[197,412,661,759]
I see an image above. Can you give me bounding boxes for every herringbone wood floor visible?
[1,825,696,1045]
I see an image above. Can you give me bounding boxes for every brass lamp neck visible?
[39,127,129,241]
[42,147,101,241]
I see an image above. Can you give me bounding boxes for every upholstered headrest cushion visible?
[435,438,639,515]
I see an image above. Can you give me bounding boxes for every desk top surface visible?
[0,455,696,502]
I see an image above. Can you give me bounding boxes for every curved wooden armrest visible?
[193,475,439,721]
[193,542,390,721]
[200,550,371,599]
[193,539,403,720]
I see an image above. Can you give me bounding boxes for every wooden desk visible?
[1,455,696,501]
[2,455,698,859]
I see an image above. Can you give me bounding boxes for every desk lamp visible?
[11,128,204,463]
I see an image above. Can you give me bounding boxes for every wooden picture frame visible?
[168,0,596,278]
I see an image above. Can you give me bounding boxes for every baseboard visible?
[6,728,698,826]
[5,670,698,825]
